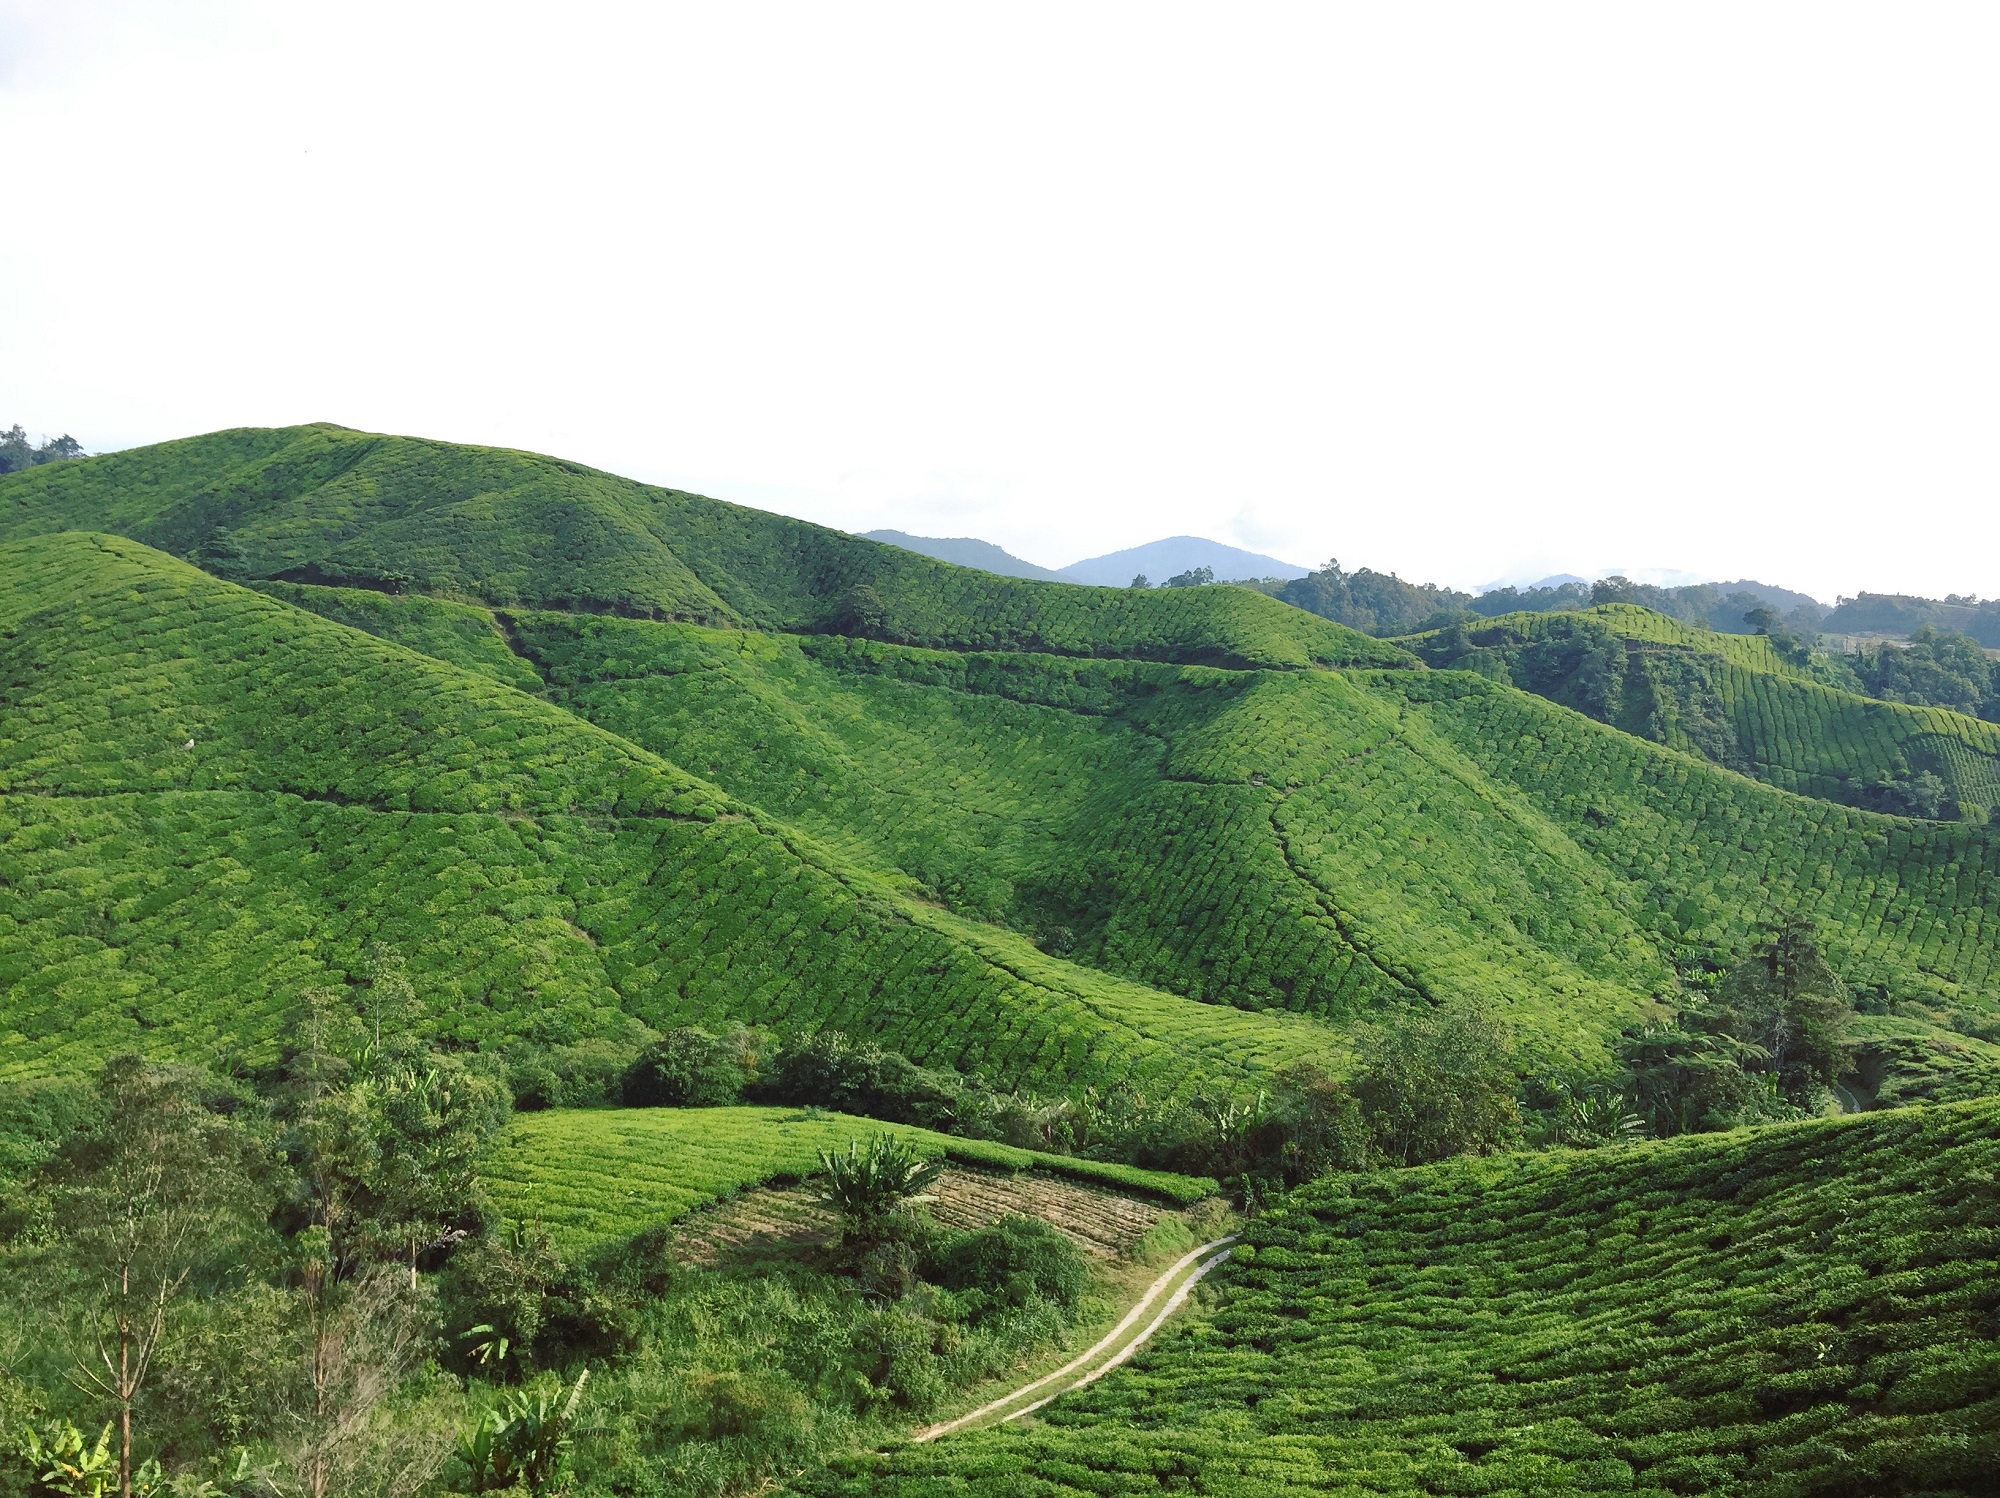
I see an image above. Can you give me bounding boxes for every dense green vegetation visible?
[0,424,1409,670]
[805,1098,2000,1497]
[1401,605,2000,820]
[0,532,1342,1094]
[78,544,1996,1100]
[5,427,2000,1495]
[0,427,85,475]
[1,1049,1147,1498]
[1826,590,2000,646]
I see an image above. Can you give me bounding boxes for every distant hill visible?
[1058,536,1308,587]
[1825,591,2000,645]
[860,529,1065,582]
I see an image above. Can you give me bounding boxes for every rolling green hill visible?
[1401,605,2000,816]
[4,432,1999,1107]
[259,581,2000,1096]
[802,1098,2000,1496]
[0,532,1341,1090]
[0,423,1410,671]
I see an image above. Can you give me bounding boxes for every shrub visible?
[620,1027,758,1109]
[929,1215,1089,1322]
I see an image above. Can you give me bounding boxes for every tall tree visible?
[1717,916,1853,1104]
[1355,1000,1520,1165]
[44,1057,260,1498]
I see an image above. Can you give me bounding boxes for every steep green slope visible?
[1388,670,2000,1001]
[804,1100,2000,1497]
[1401,606,2000,816]
[0,425,1411,670]
[248,592,2000,1086]
[0,532,1341,1091]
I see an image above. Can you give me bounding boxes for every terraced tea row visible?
[804,1098,2000,1496]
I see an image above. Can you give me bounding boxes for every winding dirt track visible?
[911,1235,1238,1443]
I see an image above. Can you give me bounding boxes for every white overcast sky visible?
[3,3,1996,600]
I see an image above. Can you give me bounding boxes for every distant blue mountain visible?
[862,530,1066,582]
[1058,536,1308,587]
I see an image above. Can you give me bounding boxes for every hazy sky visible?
[4,3,1996,600]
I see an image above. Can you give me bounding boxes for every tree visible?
[0,426,86,473]
[619,1026,751,1108]
[276,1249,443,1498]
[1128,573,1150,588]
[191,530,250,583]
[1164,566,1214,588]
[817,1137,943,1248]
[43,1058,260,1498]
[1717,916,1853,1105]
[1618,1014,1771,1136]
[1354,1001,1520,1166]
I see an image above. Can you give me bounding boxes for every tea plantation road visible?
[911,1235,1238,1443]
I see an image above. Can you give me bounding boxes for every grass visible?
[801,1098,2000,1496]
[476,1106,1215,1247]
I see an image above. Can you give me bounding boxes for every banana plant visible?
[460,1368,590,1496]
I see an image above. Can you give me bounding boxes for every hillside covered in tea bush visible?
[804,1097,2000,1496]
[0,423,1410,670]
[0,532,1339,1091]
[1401,604,2000,819]
[4,430,2000,1102]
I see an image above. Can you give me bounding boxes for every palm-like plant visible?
[817,1137,944,1238]
[460,1368,590,1497]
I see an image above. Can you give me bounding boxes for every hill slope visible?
[803,1099,2000,1496]
[0,426,1407,670]
[0,531,1340,1091]
[262,583,2000,1094]
[1401,605,2000,818]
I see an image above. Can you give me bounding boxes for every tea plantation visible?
[1402,605,2000,815]
[803,1098,2000,1496]
[0,532,1341,1090]
[276,591,1999,1077]
[0,423,1410,670]
[479,1106,1214,1247]
[5,433,2000,1095]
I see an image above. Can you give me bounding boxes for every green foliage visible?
[620,1027,758,1109]
[0,428,84,476]
[928,1215,1088,1322]
[1278,556,1474,635]
[0,427,1410,670]
[1716,915,1855,1104]
[1403,605,2000,819]
[805,1099,2000,1496]
[458,1369,589,1497]
[1353,1000,1521,1165]
[816,1137,945,1243]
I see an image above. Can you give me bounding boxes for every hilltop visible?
[0,424,1405,671]
[861,530,1067,582]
